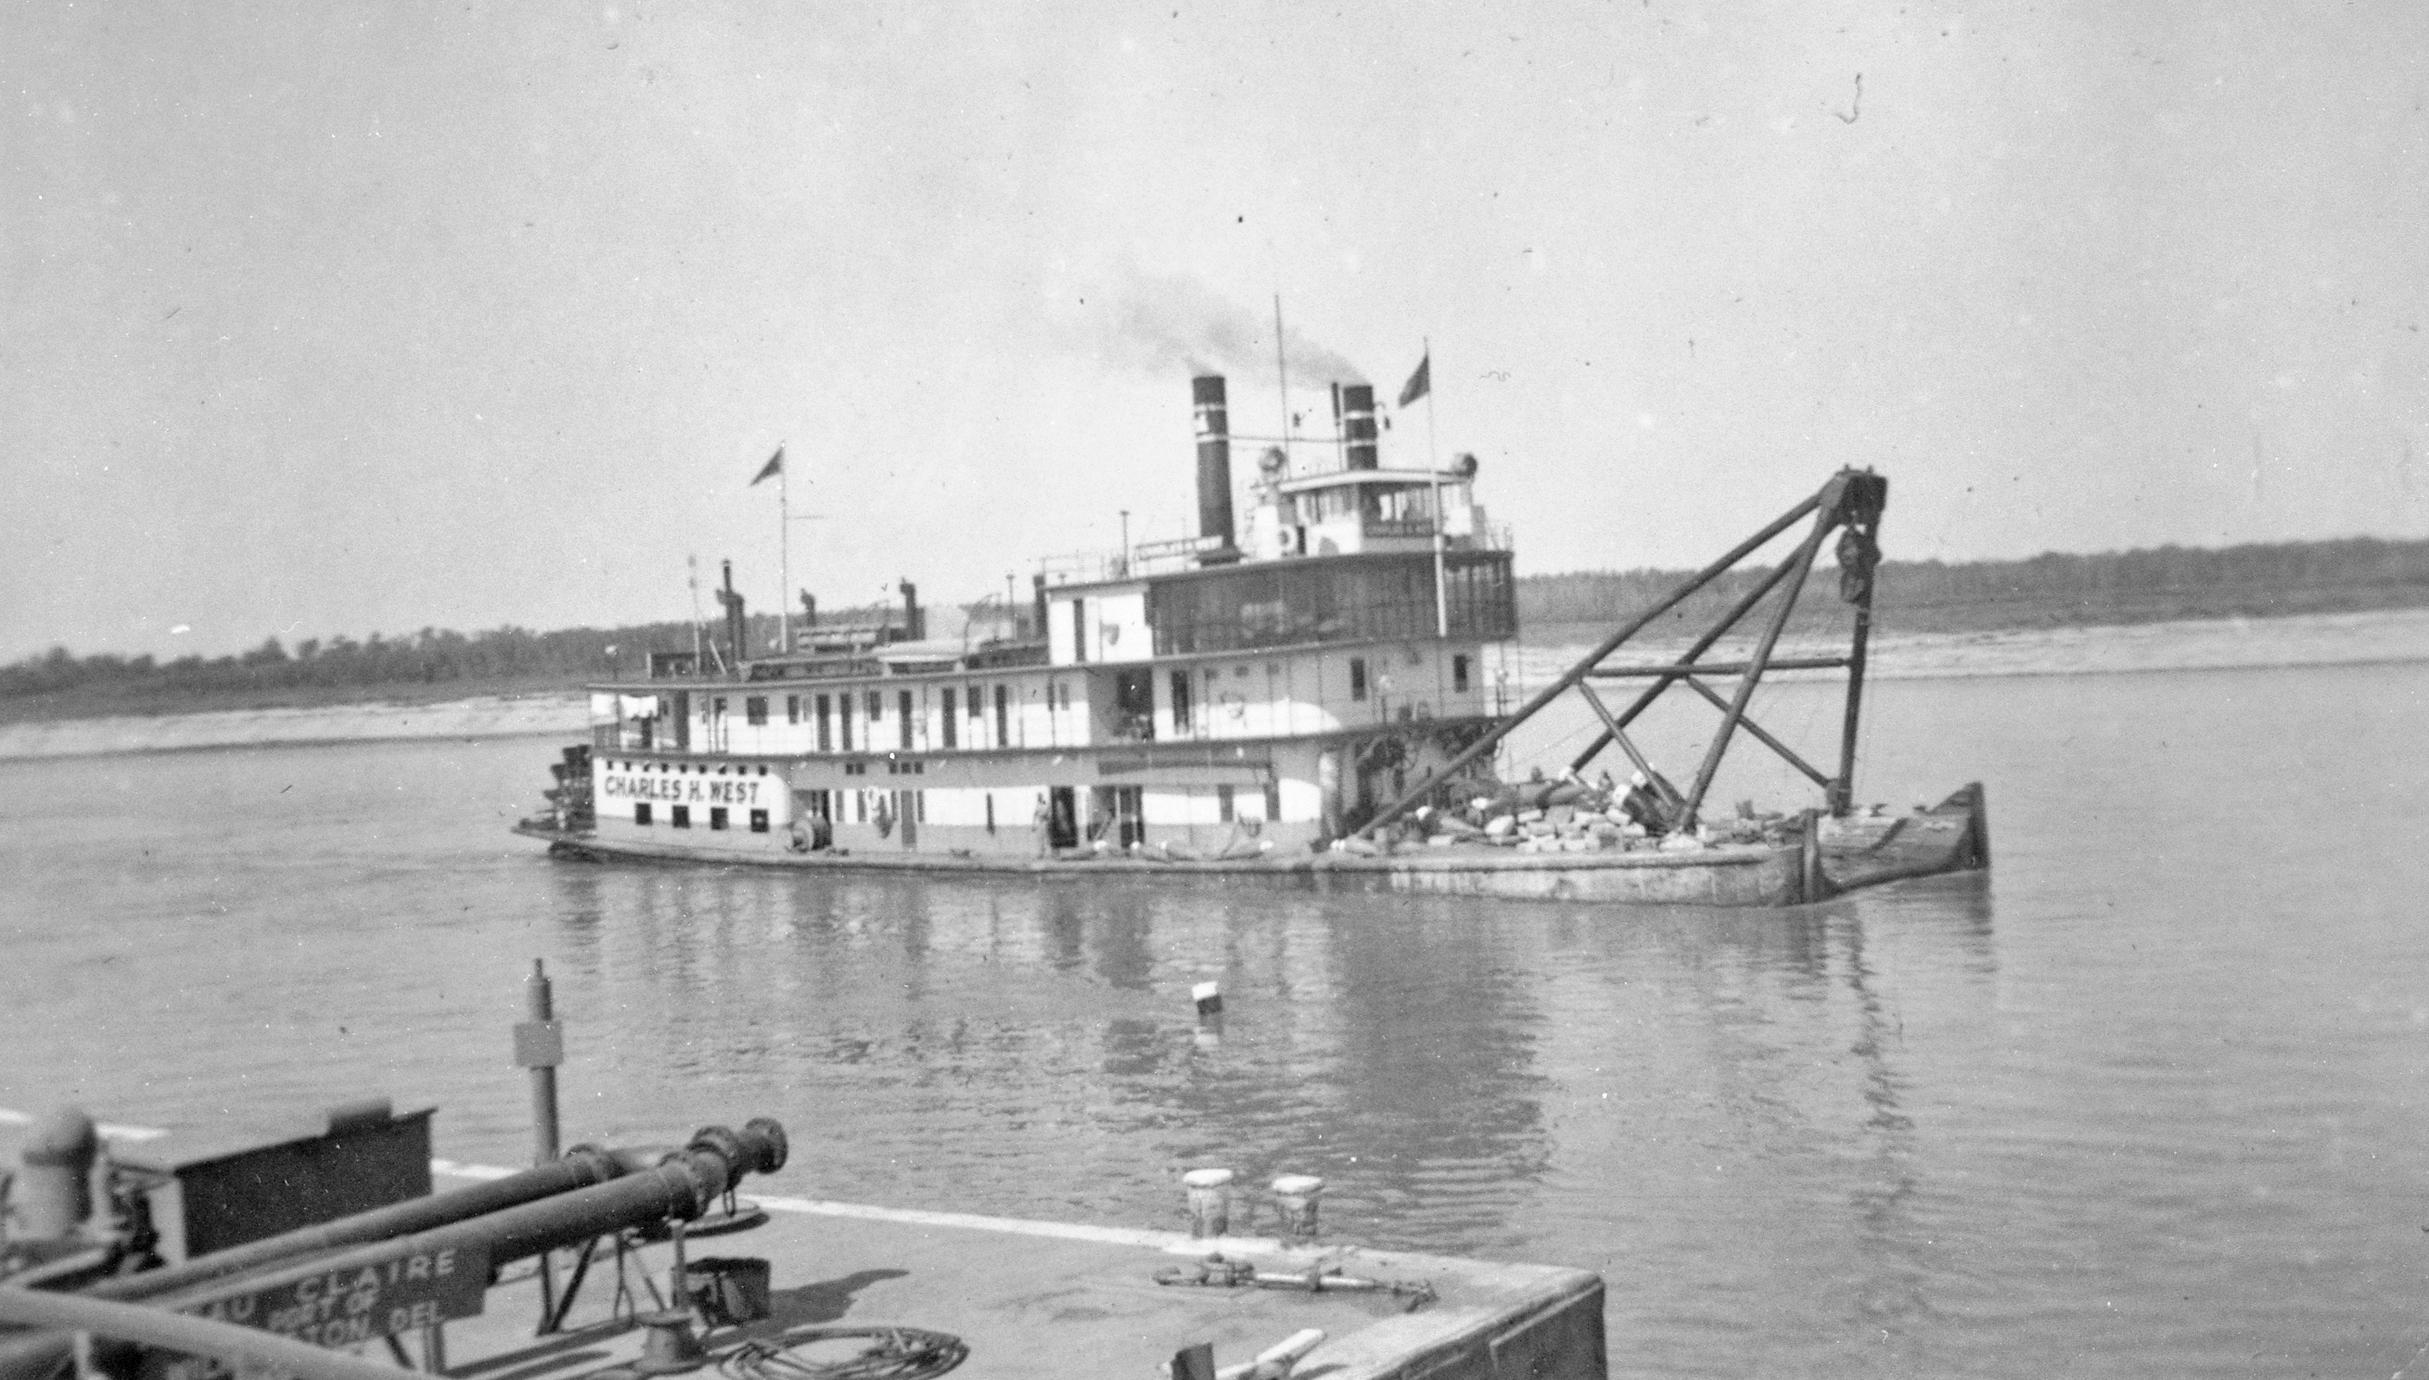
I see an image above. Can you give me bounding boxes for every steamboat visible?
[514,371,1986,906]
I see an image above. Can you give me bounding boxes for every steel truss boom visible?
[1358,468,1887,837]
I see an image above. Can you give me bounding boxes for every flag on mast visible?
[749,446,785,486]
[1397,353,1430,408]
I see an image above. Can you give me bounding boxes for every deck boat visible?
[514,372,1987,906]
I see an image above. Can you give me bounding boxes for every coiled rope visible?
[713,1325,968,1380]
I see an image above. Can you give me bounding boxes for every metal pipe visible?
[84,1145,628,1304]
[146,1122,785,1319]
[0,1286,413,1380]
[1358,484,1827,835]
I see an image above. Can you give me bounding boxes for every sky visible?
[4,1,2425,662]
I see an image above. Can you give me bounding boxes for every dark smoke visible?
[1075,261,1366,384]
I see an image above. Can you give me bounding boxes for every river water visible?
[3,653,2427,1377]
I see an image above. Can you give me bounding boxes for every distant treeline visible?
[1518,535,2429,639]
[7,537,2428,711]
[0,602,903,710]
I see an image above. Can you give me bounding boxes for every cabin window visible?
[1452,654,1470,693]
[1113,670,1155,741]
[709,807,729,830]
[745,697,767,726]
[1349,657,1369,702]
[749,808,769,833]
[1263,781,1282,822]
[785,694,801,724]
[816,695,833,751]
[671,805,691,829]
[899,690,916,748]
[1217,784,1235,823]
[1170,670,1193,734]
[941,688,957,748]
[634,803,653,826]
[866,692,884,729]
[995,684,1010,747]
[1146,551,1516,655]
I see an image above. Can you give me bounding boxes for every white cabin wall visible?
[1092,590,1149,663]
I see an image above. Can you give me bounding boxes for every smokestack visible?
[899,579,923,641]
[1192,375,1239,564]
[1341,383,1378,471]
[719,560,746,670]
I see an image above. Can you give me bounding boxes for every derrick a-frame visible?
[1362,467,1890,838]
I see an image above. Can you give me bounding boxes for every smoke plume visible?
[1064,261,1366,385]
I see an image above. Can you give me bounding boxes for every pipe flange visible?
[558,1143,625,1184]
[685,1125,747,1173]
[742,1118,789,1173]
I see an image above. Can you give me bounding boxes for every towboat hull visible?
[516,782,1989,907]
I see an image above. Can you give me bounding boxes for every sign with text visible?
[599,768,773,807]
[184,1241,489,1349]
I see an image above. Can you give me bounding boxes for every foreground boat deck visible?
[437,1170,1606,1379]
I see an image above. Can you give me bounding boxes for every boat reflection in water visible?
[538,858,1996,1279]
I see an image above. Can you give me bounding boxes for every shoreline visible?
[4,606,2425,763]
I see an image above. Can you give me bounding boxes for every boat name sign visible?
[167,1242,489,1367]
[599,769,769,805]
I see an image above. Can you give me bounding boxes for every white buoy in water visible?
[1193,980,1226,1047]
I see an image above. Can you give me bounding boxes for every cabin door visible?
[1046,787,1079,849]
[895,790,919,849]
[1091,785,1145,848]
[670,693,691,751]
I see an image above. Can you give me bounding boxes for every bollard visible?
[1269,1174,1324,1241]
[1182,1168,1234,1238]
[14,1108,99,1241]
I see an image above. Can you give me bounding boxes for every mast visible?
[777,450,790,655]
[1425,338,1447,638]
[1272,294,1292,473]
